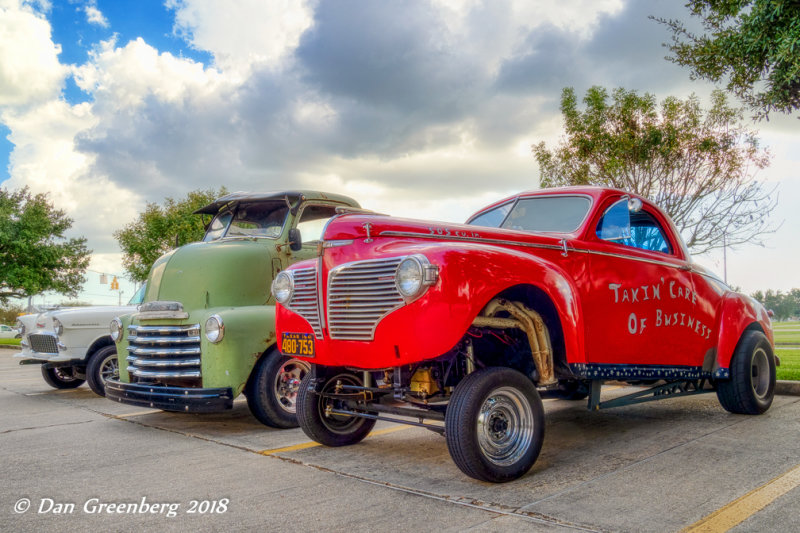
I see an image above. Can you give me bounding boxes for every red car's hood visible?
[324,214,571,249]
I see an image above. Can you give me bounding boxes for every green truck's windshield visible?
[128,284,147,305]
[203,202,290,241]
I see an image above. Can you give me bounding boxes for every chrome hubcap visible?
[275,359,310,413]
[477,387,534,466]
[100,355,119,383]
[750,347,770,399]
[54,367,78,381]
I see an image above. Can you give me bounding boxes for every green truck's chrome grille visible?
[126,324,201,380]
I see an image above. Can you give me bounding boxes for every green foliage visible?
[0,338,21,346]
[751,288,800,321]
[0,187,90,302]
[115,188,227,282]
[655,0,800,119]
[0,304,25,324]
[533,86,775,254]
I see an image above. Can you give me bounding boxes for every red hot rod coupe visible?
[273,187,777,482]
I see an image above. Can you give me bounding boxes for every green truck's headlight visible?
[110,318,122,341]
[205,314,225,343]
[271,271,294,304]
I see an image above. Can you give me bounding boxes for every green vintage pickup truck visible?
[106,190,360,428]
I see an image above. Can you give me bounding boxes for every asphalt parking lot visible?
[1,346,799,533]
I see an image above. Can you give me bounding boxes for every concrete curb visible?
[776,380,800,397]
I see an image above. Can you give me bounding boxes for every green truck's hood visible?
[144,240,275,309]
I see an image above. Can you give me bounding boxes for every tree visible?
[533,86,775,255]
[115,188,227,282]
[0,303,25,324]
[751,288,800,321]
[654,0,800,120]
[0,187,90,302]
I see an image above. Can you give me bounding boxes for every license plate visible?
[281,332,315,357]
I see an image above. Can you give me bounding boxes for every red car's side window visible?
[596,209,674,255]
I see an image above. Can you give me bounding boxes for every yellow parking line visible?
[260,441,321,455]
[683,464,800,533]
[259,424,412,456]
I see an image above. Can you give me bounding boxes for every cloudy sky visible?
[1,0,798,305]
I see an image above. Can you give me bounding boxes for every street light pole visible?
[723,233,727,284]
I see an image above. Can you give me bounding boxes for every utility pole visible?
[723,233,727,284]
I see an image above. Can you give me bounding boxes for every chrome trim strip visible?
[128,367,201,379]
[128,325,199,334]
[379,231,692,272]
[570,248,690,271]
[127,356,201,367]
[129,346,201,356]
[379,230,565,252]
[127,335,201,345]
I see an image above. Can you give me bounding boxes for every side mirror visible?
[288,228,302,252]
[598,198,632,241]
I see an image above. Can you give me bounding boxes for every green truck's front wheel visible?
[246,350,310,428]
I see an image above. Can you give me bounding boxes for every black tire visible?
[14,333,21,339]
[41,366,85,389]
[717,330,776,415]
[552,379,589,401]
[445,367,545,483]
[246,350,310,428]
[86,345,118,397]
[296,371,377,446]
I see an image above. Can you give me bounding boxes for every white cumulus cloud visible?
[166,0,314,74]
[0,0,68,107]
[83,1,108,28]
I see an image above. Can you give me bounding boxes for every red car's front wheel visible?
[445,367,545,483]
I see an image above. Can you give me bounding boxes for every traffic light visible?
[110,276,119,290]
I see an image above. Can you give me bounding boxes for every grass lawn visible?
[774,330,800,344]
[0,338,20,346]
[776,347,800,381]
[773,321,800,329]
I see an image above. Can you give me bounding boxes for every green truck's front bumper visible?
[105,380,234,412]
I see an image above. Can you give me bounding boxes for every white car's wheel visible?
[41,366,85,389]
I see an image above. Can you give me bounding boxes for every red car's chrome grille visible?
[327,257,405,341]
[287,266,324,338]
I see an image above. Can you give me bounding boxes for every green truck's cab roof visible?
[194,190,360,215]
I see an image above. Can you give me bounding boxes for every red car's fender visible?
[714,292,774,373]
[410,242,585,365]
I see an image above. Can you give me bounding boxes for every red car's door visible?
[575,198,707,369]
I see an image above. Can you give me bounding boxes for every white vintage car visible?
[16,286,145,396]
[0,324,21,339]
